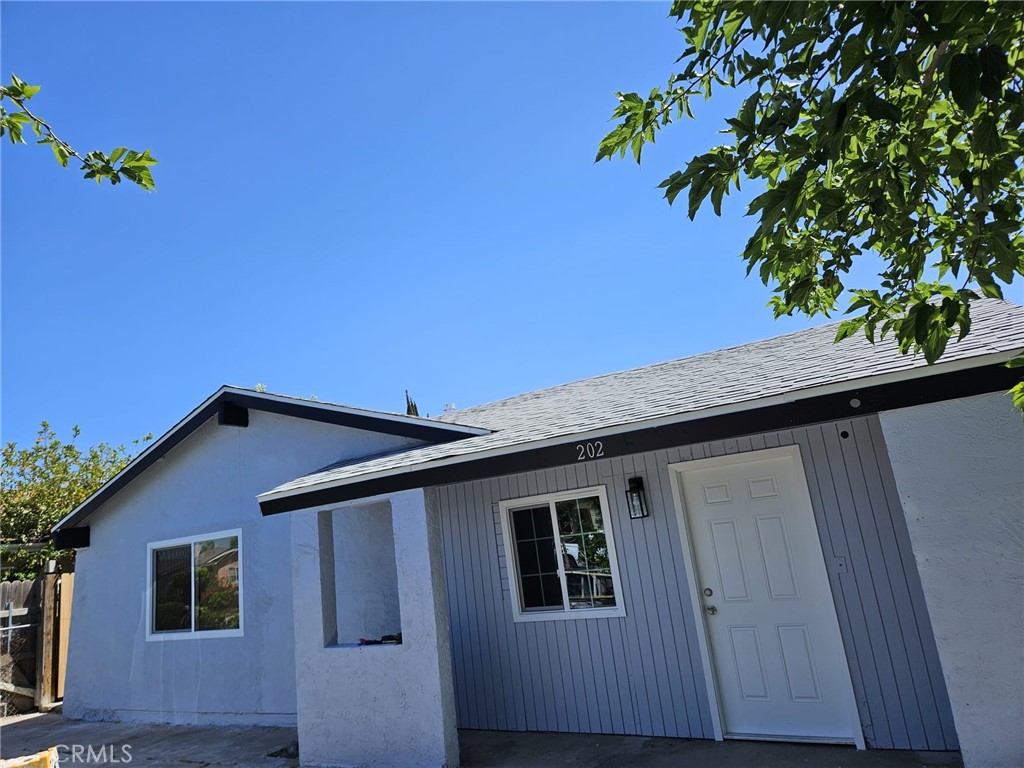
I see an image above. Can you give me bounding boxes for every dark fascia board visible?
[53,526,90,549]
[52,387,485,535]
[226,392,486,442]
[259,362,1021,515]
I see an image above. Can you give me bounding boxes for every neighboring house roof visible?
[258,298,1024,513]
[52,386,489,534]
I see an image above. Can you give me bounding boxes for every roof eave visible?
[257,349,1022,515]
[52,386,488,533]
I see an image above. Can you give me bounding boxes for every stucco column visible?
[879,393,1024,768]
[290,489,459,768]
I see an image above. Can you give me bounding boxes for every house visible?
[52,298,1023,768]
[51,391,486,727]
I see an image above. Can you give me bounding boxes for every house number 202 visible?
[575,441,604,461]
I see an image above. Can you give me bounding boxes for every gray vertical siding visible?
[436,415,958,750]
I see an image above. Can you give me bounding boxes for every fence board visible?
[57,574,75,699]
[0,580,41,614]
[1,573,74,714]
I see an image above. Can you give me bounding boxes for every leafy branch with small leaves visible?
[598,1,1024,404]
[1,423,152,580]
[1,74,157,190]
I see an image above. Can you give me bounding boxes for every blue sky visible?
[3,2,1007,452]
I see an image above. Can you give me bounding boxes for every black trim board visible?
[226,394,478,443]
[54,526,90,549]
[218,402,249,427]
[260,363,1021,515]
[52,389,481,535]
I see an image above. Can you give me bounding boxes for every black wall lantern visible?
[626,477,649,519]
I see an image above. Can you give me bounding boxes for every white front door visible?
[674,446,861,744]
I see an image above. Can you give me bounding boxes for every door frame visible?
[666,444,865,748]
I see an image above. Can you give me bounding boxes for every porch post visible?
[290,489,459,768]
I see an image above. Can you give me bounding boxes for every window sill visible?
[145,628,244,642]
[511,606,626,624]
[325,641,405,650]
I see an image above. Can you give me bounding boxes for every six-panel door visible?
[678,448,859,743]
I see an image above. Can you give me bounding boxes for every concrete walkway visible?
[0,713,297,767]
[0,713,963,767]
[459,730,963,768]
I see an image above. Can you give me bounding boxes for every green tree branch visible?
[598,1,1024,403]
[0,73,157,190]
[1,423,152,579]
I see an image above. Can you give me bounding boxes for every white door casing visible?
[668,446,864,746]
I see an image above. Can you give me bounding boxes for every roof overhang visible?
[257,353,1022,516]
[52,386,488,535]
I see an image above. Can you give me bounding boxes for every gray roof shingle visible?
[260,298,1023,500]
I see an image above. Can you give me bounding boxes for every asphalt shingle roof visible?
[261,298,1023,500]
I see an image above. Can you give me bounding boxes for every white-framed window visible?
[146,529,243,640]
[499,486,626,622]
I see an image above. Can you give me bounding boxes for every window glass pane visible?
[510,505,562,610]
[577,496,604,533]
[532,507,551,538]
[556,496,604,537]
[516,540,539,574]
[194,536,240,631]
[541,574,563,607]
[537,536,558,573]
[512,507,535,539]
[556,499,579,537]
[568,531,616,610]
[560,535,582,570]
[153,545,191,632]
[579,532,610,572]
[521,575,543,608]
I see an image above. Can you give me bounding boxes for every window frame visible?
[146,528,244,641]
[499,486,626,623]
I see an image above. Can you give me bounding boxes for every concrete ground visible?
[0,713,298,767]
[0,713,963,767]
[459,730,963,768]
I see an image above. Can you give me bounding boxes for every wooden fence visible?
[0,573,74,715]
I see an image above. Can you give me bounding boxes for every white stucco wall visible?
[333,502,402,646]
[291,490,459,768]
[63,410,424,726]
[880,393,1024,768]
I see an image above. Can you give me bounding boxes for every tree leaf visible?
[949,52,981,113]
[816,188,846,220]
[975,271,1004,299]
[50,141,69,167]
[862,94,901,122]
[834,317,865,342]
[979,45,1009,101]
[971,114,1003,154]
[659,171,687,205]
[1009,381,1024,410]
[710,183,725,216]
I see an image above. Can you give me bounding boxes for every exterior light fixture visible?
[626,477,649,519]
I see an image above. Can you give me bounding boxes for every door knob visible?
[705,605,718,616]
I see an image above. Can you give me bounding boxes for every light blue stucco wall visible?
[63,410,424,726]
[290,490,459,768]
[880,393,1024,768]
